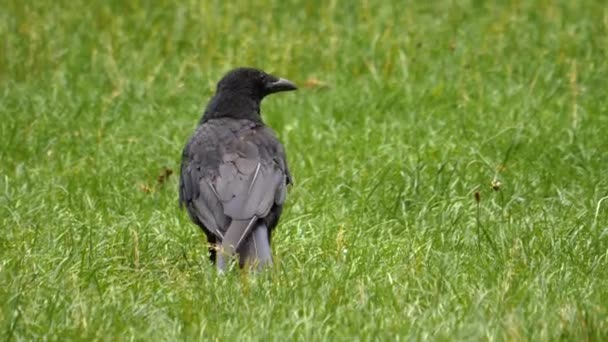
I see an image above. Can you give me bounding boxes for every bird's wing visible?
[180,148,229,239]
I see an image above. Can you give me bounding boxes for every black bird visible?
[179,67,296,272]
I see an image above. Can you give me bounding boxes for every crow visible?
[179,67,296,272]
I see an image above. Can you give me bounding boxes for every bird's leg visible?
[206,235,217,264]
[216,246,230,274]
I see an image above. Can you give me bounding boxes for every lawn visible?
[1,0,608,340]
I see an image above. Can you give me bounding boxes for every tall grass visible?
[1,0,607,340]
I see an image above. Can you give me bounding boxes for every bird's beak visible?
[266,78,298,94]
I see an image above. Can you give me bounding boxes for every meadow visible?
[1,0,607,340]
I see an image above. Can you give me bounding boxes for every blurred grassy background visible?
[1,0,607,340]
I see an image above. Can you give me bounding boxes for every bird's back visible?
[179,118,289,239]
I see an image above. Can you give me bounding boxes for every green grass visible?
[2,0,608,340]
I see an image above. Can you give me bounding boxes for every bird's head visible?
[216,67,297,100]
[201,67,297,123]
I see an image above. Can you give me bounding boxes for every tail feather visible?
[239,223,273,271]
[217,217,256,272]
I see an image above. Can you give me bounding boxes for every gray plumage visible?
[179,68,296,272]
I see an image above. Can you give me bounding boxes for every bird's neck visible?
[200,93,263,124]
